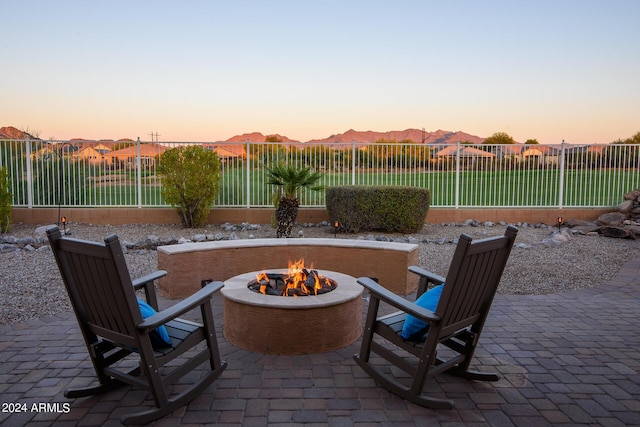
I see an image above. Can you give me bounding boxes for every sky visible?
[2,0,639,144]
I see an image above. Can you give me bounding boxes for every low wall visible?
[156,238,419,299]
[12,206,613,226]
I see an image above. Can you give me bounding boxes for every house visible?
[109,143,168,167]
[434,145,496,159]
[73,145,112,165]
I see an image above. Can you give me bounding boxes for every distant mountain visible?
[307,128,484,145]
[0,126,39,140]
[2,125,485,145]
[223,128,485,144]
[225,132,299,143]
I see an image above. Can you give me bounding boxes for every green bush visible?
[157,145,222,228]
[0,166,11,233]
[326,186,430,233]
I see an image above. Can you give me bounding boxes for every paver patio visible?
[1,257,639,426]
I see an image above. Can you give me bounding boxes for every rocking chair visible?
[354,226,517,409]
[46,226,227,425]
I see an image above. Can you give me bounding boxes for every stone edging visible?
[157,238,419,298]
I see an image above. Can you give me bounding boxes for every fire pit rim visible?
[221,269,363,309]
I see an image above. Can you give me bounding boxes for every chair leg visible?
[120,361,227,425]
[447,366,500,382]
[356,295,381,363]
[64,379,123,398]
[353,356,454,410]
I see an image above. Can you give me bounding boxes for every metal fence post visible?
[351,139,356,185]
[246,140,251,208]
[455,140,460,209]
[558,140,565,210]
[25,136,33,208]
[136,137,142,208]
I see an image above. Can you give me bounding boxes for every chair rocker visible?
[46,226,227,425]
[354,226,517,409]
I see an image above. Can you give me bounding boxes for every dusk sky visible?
[2,1,639,144]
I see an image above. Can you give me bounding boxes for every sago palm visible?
[265,162,324,237]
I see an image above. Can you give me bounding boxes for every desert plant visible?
[265,162,324,237]
[0,166,12,233]
[157,145,222,228]
[326,185,430,233]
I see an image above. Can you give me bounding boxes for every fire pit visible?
[221,266,363,354]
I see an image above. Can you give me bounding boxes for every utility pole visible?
[148,132,161,142]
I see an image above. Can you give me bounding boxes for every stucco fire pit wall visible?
[222,270,363,354]
[156,238,419,299]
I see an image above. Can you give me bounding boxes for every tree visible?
[157,145,222,228]
[620,131,640,144]
[265,162,324,237]
[525,139,539,145]
[483,132,515,145]
[265,135,283,142]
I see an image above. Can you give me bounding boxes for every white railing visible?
[1,138,638,209]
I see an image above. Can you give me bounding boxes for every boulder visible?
[623,189,640,201]
[625,225,640,237]
[596,212,628,226]
[618,200,634,213]
[599,226,636,239]
[564,219,597,228]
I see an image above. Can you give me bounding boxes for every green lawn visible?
[22,167,639,208]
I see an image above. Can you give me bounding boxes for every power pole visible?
[148,132,161,142]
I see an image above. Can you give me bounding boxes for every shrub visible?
[0,166,11,233]
[326,186,430,233]
[157,145,222,228]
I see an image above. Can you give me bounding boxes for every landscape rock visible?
[35,225,50,235]
[1,236,18,244]
[597,212,627,226]
[623,189,640,201]
[0,243,18,252]
[599,226,636,239]
[618,200,634,213]
[565,219,597,228]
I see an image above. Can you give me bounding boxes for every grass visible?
[17,167,639,208]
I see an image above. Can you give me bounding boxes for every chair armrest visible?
[357,277,439,324]
[409,266,446,285]
[409,266,445,298]
[138,281,224,330]
[132,270,167,290]
[133,270,167,309]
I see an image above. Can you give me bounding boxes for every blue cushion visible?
[137,299,171,348]
[401,284,444,340]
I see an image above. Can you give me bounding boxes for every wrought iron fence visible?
[1,138,638,209]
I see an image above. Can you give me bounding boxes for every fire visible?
[254,258,335,297]
[256,271,270,295]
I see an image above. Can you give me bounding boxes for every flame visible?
[284,258,309,296]
[256,271,269,295]
[255,258,332,297]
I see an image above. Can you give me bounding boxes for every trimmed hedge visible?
[326,186,430,233]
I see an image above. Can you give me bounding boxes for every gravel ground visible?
[1,220,638,325]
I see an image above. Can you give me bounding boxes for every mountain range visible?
[1,126,484,145]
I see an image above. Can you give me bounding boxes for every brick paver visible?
[1,257,639,426]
